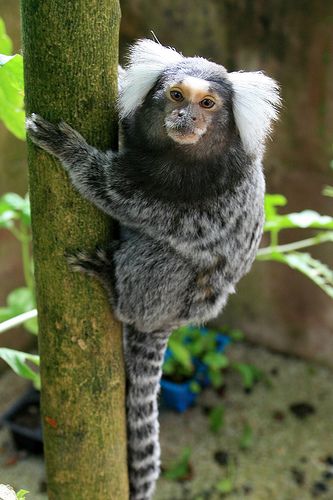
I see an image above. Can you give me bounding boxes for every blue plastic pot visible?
[160,378,198,413]
[161,328,230,411]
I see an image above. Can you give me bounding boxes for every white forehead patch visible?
[173,76,211,103]
[181,76,210,92]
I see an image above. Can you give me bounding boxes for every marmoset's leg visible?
[68,234,228,333]
[67,243,121,307]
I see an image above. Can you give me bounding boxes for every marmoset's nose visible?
[191,116,197,121]
[178,110,185,117]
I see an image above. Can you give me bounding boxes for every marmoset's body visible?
[27,40,280,500]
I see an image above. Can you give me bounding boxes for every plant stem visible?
[0,309,37,334]
[10,225,24,241]
[270,229,278,248]
[257,231,333,259]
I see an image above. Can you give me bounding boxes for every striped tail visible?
[124,326,171,500]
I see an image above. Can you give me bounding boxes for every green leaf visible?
[232,362,263,389]
[17,490,29,500]
[7,287,35,313]
[24,316,38,335]
[264,193,287,220]
[0,197,11,214]
[239,423,253,450]
[1,192,26,210]
[228,329,244,342]
[203,352,229,370]
[322,185,333,198]
[0,306,18,322]
[168,338,193,371]
[189,380,201,394]
[1,287,36,335]
[216,478,233,494]
[265,210,333,232]
[269,252,333,299]
[0,209,16,228]
[0,192,31,225]
[209,368,224,389]
[0,18,13,55]
[209,404,225,433]
[162,357,176,375]
[163,447,192,481]
[0,53,25,139]
[21,195,31,225]
[288,211,333,228]
[0,348,40,389]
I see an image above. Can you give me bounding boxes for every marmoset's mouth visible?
[166,125,207,145]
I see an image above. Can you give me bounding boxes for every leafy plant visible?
[163,334,195,382]
[0,348,40,389]
[0,18,25,139]
[0,191,39,387]
[0,22,39,386]
[216,477,234,494]
[162,326,229,390]
[231,362,263,390]
[214,458,237,496]
[0,193,36,328]
[323,185,333,198]
[163,447,192,481]
[239,423,253,450]
[209,404,225,433]
[16,490,29,499]
[227,329,244,342]
[257,194,333,298]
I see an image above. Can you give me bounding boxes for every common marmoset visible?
[26,39,280,500]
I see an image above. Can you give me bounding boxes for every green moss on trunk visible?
[20,1,129,498]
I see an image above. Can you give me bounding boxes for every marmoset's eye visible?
[200,98,215,109]
[170,90,184,102]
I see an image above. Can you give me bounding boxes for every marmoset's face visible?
[163,76,225,145]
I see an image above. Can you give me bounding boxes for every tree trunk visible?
[20,2,129,498]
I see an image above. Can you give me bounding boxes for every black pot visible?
[0,387,43,454]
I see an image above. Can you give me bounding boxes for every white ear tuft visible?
[228,71,281,156]
[118,39,184,119]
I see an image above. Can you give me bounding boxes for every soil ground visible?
[1,342,333,500]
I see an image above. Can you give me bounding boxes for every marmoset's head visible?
[119,40,281,157]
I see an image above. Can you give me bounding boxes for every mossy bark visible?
[20,1,129,498]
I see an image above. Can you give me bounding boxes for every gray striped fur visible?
[26,39,279,500]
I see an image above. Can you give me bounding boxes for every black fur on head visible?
[120,61,249,204]
[122,59,238,162]
[119,39,281,159]
[118,39,280,202]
